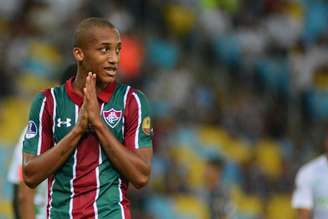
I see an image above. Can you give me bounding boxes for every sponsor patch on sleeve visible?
[25,121,37,139]
[142,116,153,135]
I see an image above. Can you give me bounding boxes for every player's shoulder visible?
[116,82,148,99]
[30,84,65,109]
[42,83,66,97]
[32,83,63,97]
[115,82,129,93]
[298,155,326,175]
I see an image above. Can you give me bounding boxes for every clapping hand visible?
[83,72,101,126]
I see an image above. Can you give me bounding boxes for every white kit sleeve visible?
[7,127,27,184]
[291,165,313,209]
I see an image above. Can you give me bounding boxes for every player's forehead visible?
[87,26,121,46]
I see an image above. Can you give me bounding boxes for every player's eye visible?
[99,47,110,53]
[116,47,121,54]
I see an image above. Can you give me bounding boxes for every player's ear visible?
[73,47,84,61]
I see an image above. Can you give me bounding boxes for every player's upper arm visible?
[123,89,153,151]
[292,165,313,210]
[23,92,53,156]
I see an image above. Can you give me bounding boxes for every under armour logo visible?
[57,118,72,127]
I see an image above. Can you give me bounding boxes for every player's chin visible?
[98,74,116,84]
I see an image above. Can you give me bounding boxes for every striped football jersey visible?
[23,78,153,219]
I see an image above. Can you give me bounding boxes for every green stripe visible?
[53,86,76,142]
[23,92,45,154]
[135,90,152,148]
[101,83,126,142]
[96,160,122,219]
[95,84,130,218]
[50,86,78,218]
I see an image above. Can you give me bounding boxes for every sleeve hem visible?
[137,144,153,149]
[22,148,36,155]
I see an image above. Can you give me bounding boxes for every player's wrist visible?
[91,118,105,131]
[89,114,102,125]
[72,124,86,136]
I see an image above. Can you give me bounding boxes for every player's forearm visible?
[93,120,151,188]
[297,209,312,219]
[18,182,35,219]
[23,126,84,188]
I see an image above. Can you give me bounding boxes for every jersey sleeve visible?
[291,166,313,209]
[7,127,27,184]
[124,89,153,150]
[23,92,53,155]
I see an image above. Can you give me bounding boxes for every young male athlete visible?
[22,17,153,219]
[292,130,328,219]
[8,127,47,219]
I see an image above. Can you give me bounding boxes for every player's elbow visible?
[23,176,38,189]
[23,170,39,189]
[132,175,150,189]
[22,166,39,189]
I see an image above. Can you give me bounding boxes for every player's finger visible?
[85,75,92,93]
[90,73,96,89]
[83,87,90,101]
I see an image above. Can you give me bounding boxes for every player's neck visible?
[72,71,86,96]
[95,80,108,92]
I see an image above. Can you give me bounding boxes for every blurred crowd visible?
[1,0,328,218]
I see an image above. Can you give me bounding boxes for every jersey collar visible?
[65,77,117,106]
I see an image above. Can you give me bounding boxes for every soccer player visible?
[292,131,328,219]
[203,156,234,219]
[22,17,153,219]
[8,127,47,219]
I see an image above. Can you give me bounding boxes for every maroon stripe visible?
[39,89,54,154]
[42,89,54,130]
[43,89,54,218]
[123,88,138,151]
[72,134,99,218]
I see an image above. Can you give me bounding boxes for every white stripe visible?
[118,179,126,219]
[37,98,46,155]
[69,105,79,218]
[132,93,141,149]
[123,86,130,107]
[48,89,56,218]
[122,86,130,136]
[48,178,55,219]
[100,103,105,117]
[50,89,57,136]
[75,104,79,123]
[93,103,104,218]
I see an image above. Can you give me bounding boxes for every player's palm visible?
[76,96,89,132]
[84,73,100,125]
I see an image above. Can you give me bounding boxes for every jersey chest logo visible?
[103,108,122,128]
[57,118,72,127]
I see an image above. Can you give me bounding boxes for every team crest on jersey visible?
[26,121,37,139]
[103,108,122,128]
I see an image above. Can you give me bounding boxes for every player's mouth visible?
[104,66,117,77]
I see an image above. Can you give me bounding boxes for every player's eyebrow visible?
[100,42,122,46]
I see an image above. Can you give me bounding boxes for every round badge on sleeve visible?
[142,116,153,135]
[25,121,38,139]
